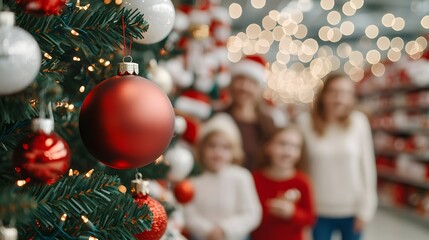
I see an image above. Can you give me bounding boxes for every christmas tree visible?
[0,0,231,239]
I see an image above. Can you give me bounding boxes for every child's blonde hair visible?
[196,114,244,166]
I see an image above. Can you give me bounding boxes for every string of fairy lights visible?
[227,0,429,103]
[16,169,101,240]
[35,2,114,113]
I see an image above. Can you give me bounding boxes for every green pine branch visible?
[0,187,37,226]
[0,172,154,239]
[85,196,152,239]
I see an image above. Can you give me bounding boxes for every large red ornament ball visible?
[17,0,66,16]
[174,180,194,204]
[13,128,70,184]
[134,195,168,240]
[79,75,175,169]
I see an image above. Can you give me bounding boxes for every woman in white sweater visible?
[184,113,262,240]
[297,74,377,240]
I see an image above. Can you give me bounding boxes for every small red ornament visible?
[173,180,194,204]
[131,174,167,240]
[13,118,70,184]
[79,61,175,169]
[17,0,66,16]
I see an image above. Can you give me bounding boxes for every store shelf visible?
[358,84,429,98]
[379,202,429,226]
[378,170,429,189]
[372,127,429,135]
[376,150,429,162]
[370,105,429,116]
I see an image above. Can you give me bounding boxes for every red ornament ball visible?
[79,75,175,169]
[174,180,194,204]
[13,123,70,184]
[17,0,66,16]
[134,195,168,240]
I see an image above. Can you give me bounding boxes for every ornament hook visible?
[122,55,133,63]
[131,172,150,196]
[135,172,143,181]
[118,55,139,75]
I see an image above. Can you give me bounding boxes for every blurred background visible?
[1,0,429,239]
[220,0,429,239]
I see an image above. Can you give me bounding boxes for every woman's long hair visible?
[311,74,355,136]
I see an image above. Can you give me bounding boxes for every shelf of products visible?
[378,179,429,226]
[358,55,429,225]
[377,169,429,190]
[376,151,429,162]
[360,90,429,116]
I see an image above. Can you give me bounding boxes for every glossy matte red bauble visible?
[174,180,194,204]
[13,130,71,184]
[79,75,175,169]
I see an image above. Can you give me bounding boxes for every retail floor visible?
[364,208,429,240]
[329,208,429,240]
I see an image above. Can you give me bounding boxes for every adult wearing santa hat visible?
[225,55,283,170]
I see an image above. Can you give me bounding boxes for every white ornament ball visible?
[0,12,41,95]
[122,0,175,44]
[174,10,189,32]
[176,70,194,88]
[174,116,187,135]
[165,57,194,88]
[195,73,214,93]
[165,146,194,182]
[148,64,173,94]
[217,71,231,88]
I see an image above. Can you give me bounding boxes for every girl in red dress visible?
[252,125,316,240]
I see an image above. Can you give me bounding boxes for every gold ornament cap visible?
[131,173,150,197]
[118,55,139,76]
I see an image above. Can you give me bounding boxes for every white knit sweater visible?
[184,165,262,240]
[298,111,377,222]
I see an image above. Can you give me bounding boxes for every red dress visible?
[252,170,316,240]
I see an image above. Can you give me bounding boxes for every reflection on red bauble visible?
[79,75,175,169]
[134,194,168,240]
[13,129,70,184]
[174,180,194,204]
[17,0,66,16]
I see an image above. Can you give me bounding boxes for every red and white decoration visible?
[230,55,267,86]
[163,1,232,93]
[175,90,212,120]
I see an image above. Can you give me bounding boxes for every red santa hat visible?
[230,55,267,85]
[175,90,212,120]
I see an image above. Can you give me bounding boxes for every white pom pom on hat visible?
[175,90,212,120]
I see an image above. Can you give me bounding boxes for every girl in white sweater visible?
[184,113,262,240]
[298,74,377,240]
